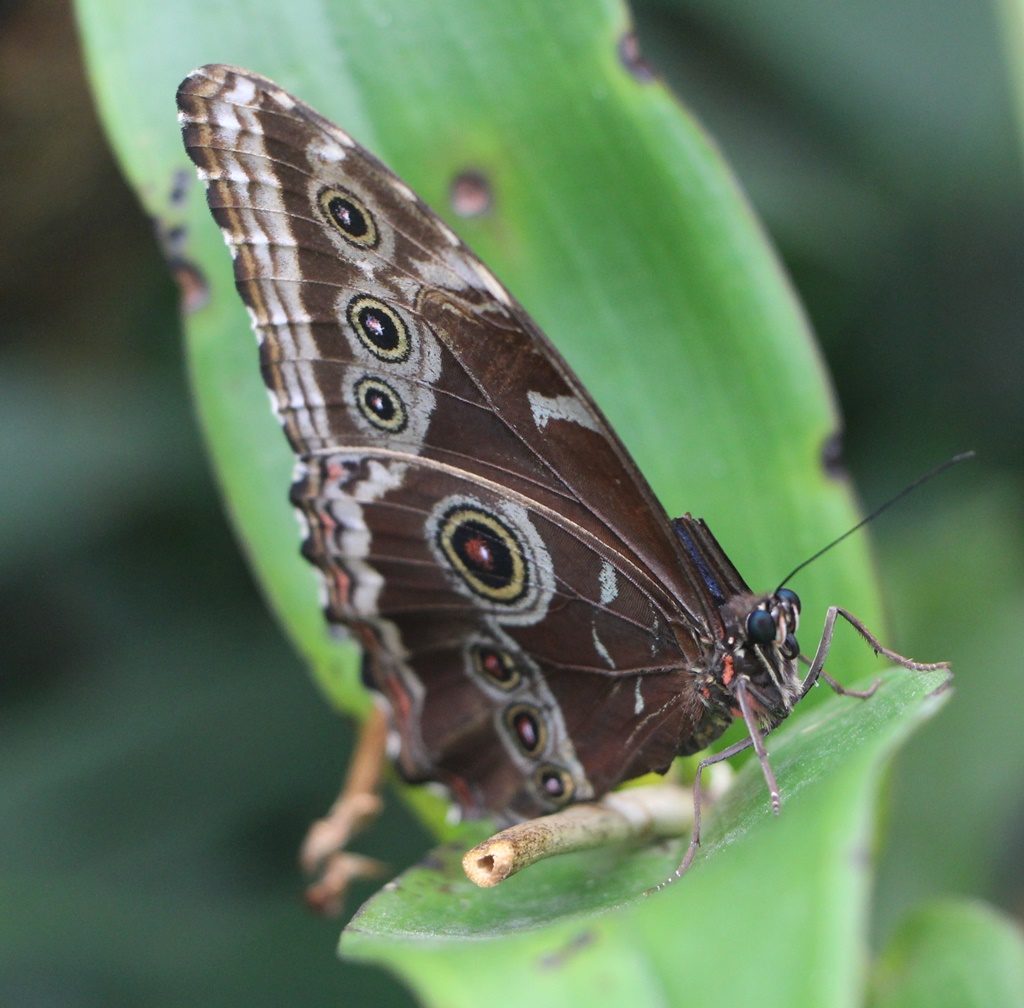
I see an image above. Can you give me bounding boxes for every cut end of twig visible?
[462,839,518,887]
[461,783,695,888]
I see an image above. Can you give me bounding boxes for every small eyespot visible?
[746,609,776,645]
[353,376,407,433]
[346,295,411,362]
[781,634,800,660]
[534,764,574,805]
[317,186,378,247]
[471,645,521,690]
[505,703,546,755]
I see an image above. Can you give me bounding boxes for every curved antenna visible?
[776,450,975,590]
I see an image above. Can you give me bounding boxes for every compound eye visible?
[781,633,800,660]
[776,587,801,611]
[746,608,776,645]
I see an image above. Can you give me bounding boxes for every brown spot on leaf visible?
[169,167,192,208]
[450,170,492,218]
[820,431,847,480]
[618,31,655,83]
[171,258,210,314]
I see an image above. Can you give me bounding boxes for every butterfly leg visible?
[653,666,832,892]
[300,704,390,915]
[800,605,951,702]
[646,734,754,893]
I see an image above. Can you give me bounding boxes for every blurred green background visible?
[2,0,1022,1004]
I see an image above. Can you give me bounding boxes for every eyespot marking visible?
[354,376,408,433]
[504,703,546,755]
[346,295,411,362]
[436,505,527,604]
[471,644,522,690]
[317,186,378,247]
[534,764,574,805]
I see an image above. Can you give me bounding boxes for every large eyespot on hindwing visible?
[316,186,378,248]
[353,376,408,433]
[346,295,411,362]
[436,505,527,604]
[427,496,555,624]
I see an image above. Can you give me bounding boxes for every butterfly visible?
[176,64,947,902]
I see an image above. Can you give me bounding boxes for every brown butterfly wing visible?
[178,64,717,818]
[293,450,702,817]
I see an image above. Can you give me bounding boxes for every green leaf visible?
[344,669,948,1006]
[870,899,1024,1008]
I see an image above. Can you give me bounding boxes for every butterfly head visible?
[715,587,803,727]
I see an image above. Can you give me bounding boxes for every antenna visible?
[776,450,975,590]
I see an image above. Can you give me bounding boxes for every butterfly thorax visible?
[671,516,803,748]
